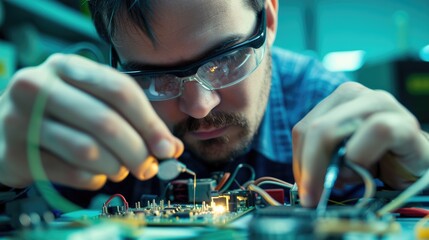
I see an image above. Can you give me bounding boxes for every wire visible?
[251,176,294,188]
[327,199,345,206]
[233,179,245,190]
[27,76,81,213]
[214,172,231,191]
[317,143,346,214]
[103,193,129,210]
[394,207,429,217]
[0,187,30,204]
[219,164,255,193]
[339,198,360,204]
[344,160,376,208]
[377,168,429,216]
[247,184,281,206]
[256,180,294,189]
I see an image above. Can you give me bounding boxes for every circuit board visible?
[97,190,256,226]
[99,204,254,226]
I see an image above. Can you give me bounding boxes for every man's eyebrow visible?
[121,35,243,70]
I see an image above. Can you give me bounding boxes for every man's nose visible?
[178,80,220,119]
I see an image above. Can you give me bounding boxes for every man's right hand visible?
[0,54,184,190]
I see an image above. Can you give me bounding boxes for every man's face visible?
[114,0,272,164]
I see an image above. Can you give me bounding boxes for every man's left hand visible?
[292,82,429,207]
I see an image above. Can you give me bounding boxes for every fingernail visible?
[173,141,184,159]
[86,175,107,190]
[141,156,159,180]
[109,167,129,182]
[153,139,174,158]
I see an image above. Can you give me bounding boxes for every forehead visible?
[113,0,257,67]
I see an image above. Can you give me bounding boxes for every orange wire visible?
[215,172,231,191]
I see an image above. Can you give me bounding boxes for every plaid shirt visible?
[255,47,348,162]
[247,47,348,182]
[57,47,350,207]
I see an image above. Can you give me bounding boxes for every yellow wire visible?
[344,160,376,208]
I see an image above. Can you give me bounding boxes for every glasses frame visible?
[110,8,267,78]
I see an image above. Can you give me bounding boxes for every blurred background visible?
[0,0,428,127]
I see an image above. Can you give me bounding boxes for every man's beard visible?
[172,51,272,164]
[173,111,252,163]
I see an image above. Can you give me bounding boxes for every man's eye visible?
[133,75,152,89]
[213,50,249,69]
[155,78,178,92]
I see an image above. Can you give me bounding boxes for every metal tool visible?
[157,159,196,181]
[316,142,347,214]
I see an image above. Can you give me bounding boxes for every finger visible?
[7,63,145,181]
[136,156,159,180]
[299,121,340,207]
[10,69,146,179]
[347,113,400,168]
[40,150,108,190]
[4,144,107,190]
[343,111,426,190]
[292,82,368,186]
[9,66,48,114]
[9,55,181,180]
[1,146,33,188]
[40,119,126,178]
[296,89,400,207]
[36,74,148,179]
[5,80,130,184]
[3,102,28,142]
[51,54,183,159]
[297,88,417,207]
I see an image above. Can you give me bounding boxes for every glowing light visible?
[209,66,218,73]
[322,50,366,72]
[213,205,226,214]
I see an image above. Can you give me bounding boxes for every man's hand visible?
[0,54,183,190]
[292,82,429,207]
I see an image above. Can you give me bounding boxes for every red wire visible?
[394,207,429,217]
[104,193,129,210]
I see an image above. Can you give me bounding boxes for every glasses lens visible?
[197,46,263,89]
[133,74,181,100]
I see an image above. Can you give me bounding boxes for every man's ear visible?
[265,0,278,47]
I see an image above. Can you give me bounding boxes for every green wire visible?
[27,80,81,213]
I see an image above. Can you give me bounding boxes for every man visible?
[1,0,428,209]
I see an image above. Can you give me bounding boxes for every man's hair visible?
[88,0,264,45]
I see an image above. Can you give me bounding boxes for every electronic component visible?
[264,189,285,205]
[289,183,299,206]
[98,191,255,226]
[164,178,216,203]
[187,178,216,203]
[8,154,421,238]
[220,190,255,212]
[157,159,197,208]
